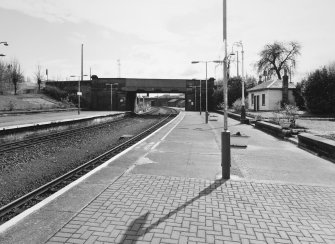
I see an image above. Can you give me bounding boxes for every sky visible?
[0,0,335,83]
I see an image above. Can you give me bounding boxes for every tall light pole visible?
[70,74,87,114]
[191,61,221,123]
[80,44,84,115]
[189,85,200,112]
[222,0,230,180]
[106,83,118,111]
[234,41,246,123]
[199,79,202,115]
[235,50,239,77]
[0,41,8,57]
[214,63,221,85]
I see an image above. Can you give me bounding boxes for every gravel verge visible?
[0,116,164,208]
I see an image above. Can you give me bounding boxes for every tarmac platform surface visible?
[0,111,334,244]
[0,111,122,130]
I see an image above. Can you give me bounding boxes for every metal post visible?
[222,0,230,180]
[240,42,246,123]
[199,79,202,115]
[79,44,83,115]
[110,85,113,111]
[195,86,197,111]
[205,62,208,124]
[143,96,145,111]
[236,51,239,77]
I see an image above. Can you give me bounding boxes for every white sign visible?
[77,92,82,96]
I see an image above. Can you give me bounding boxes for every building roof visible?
[247,79,296,92]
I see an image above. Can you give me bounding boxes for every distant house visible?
[247,79,296,111]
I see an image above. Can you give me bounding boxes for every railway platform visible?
[0,111,125,131]
[0,111,335,244]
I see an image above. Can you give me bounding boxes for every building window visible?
[251,94,254,105]
[262,94,265,106]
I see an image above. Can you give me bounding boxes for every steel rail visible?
[0,116,130,154]
[0,111,178,223]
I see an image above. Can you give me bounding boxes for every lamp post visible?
[231,43,239,77]
[215,63,221,85]
[106,83,118,111]
[0,41,8,57]
[70,73,87,114]
[70,44,85,115]
[189,85,200,112]
[191,60,221,123]
[233,41,247,123]
[222,0,230,180]
[199,80,202,115]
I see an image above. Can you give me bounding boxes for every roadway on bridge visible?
[0,111,334,244]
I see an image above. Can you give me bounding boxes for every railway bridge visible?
[46,77,215,111]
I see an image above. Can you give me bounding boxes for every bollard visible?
[221,131,231,179]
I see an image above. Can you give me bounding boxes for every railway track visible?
[0,109,178,224]
[0,116,130,154]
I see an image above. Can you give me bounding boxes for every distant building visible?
[247,79,296,111]
[167,99,180,107]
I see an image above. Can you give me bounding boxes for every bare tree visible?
[256,41,301,80]
[35,64,44,92]
[0,61,6,93]
[9,59,24,95]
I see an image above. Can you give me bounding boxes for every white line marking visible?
[127,112,185,173]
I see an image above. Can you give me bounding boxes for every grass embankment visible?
[0,94,72,112]
[246,110,335,141]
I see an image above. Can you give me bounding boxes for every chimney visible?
[258,75,262,84]
[282,69,289,105]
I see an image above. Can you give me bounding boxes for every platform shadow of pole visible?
[117,179,227,243]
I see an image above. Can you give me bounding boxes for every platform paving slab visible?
[1,111,335,243]
[44,173,335,244]
[208,112,335,186]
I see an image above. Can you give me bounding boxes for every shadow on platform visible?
[118,179,227,243]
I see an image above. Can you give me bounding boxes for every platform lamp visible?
[106,83,118,111]
[222,0,230,180]
[0,41,8,58]
[233,41,247,123]
[191,79,202,115]
[188,84,200,112]
[191,60,222,123]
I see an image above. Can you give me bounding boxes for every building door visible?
[254,96,260,111]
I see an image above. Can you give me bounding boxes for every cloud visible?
[0,0,82,23]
